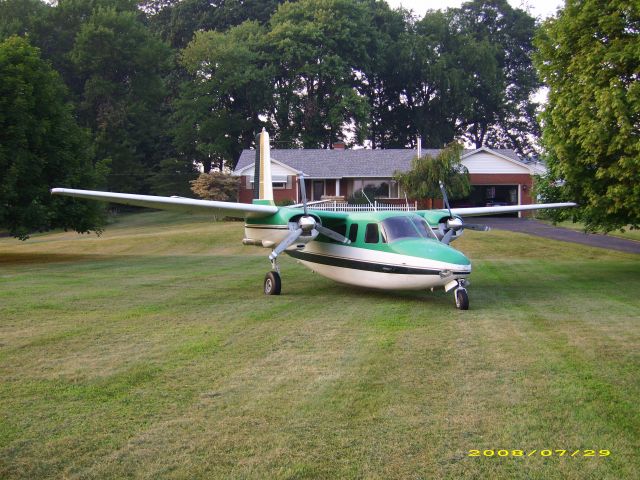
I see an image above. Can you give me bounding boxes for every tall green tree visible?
[71,5,172,192]
[0,36,105,239]
[179,20,274,171]
[142,0,287,49]
[448,0,540,155]
[0,0,48,40]
[535,0,640,231]
[267,0,373,148]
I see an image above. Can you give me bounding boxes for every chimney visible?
[416,135,422,157]
[332,142,345,150]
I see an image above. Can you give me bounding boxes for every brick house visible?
[233,146,545,213]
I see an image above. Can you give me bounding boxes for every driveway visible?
[480,217,640,254]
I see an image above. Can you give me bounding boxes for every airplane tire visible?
[264,271,281,295]
[455,288,469,310]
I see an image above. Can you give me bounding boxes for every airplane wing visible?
[449,202,577,217]
[51,188,279,218]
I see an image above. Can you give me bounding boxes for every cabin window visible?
[348,224,358,243]
[365,223,380,243]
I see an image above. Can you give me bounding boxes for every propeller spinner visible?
[269,174,350,261]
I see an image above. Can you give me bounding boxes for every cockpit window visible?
[380,215,437,242]
[411,216,438,240]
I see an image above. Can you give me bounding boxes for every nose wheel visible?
[454,287,469,310]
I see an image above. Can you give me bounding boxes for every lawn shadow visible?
[0,252,133,266]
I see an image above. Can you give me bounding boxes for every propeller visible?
[269,174,350,261]
[438,181,489,244]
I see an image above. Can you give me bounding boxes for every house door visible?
[313,181,325,200]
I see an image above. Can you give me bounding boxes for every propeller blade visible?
[441,228,455,245]
[438,180,453,219]
[269,227,303,260]
[316,224,351,244]
[464,223,491,232]
[299,173,308,216]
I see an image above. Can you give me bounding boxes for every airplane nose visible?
[390,239,471,267]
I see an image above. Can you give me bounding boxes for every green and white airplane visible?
[52,131,575,309]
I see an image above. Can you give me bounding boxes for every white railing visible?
[308,200,418,212]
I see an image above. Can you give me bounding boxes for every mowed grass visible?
[1,211,638,479]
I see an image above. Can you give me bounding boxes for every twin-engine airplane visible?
[52,131,576,309]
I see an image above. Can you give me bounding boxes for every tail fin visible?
[253,129,274,204]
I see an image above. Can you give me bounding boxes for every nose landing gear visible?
[454,286,469,310]
[446,278,469,310]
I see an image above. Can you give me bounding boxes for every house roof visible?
[234,147,529,178]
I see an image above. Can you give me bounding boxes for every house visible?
[233,146,545,212]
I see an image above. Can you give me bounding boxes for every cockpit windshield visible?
[380,215,438,243]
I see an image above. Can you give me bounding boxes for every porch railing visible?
[308,200,418,212]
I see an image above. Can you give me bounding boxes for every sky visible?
[385,0,565,20]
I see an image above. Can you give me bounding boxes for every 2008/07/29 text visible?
[468,449,610,458]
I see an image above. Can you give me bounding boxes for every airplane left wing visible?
[51,188,279,218]
[450,202,577,217]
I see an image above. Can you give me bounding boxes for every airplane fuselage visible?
[244,210,471,291]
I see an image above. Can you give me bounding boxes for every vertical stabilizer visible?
[253,129,274,204]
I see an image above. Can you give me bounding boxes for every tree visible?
[0,0,48,41]
[448,0,541,155]
[535,0,640,231]
[190,172,239,201]
[178,21,274,171]
[266,0,373,148]
[70,5,172,193]
[0,36,105,239]
[142,0,287,49]
[394,143,470,206]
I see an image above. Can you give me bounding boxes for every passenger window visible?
[365,223,379,243]
[348,224,358,243]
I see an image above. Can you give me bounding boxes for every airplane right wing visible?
[450,202,577,217]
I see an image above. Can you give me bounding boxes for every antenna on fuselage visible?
[361,189,376,211]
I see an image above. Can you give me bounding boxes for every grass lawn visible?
[1,211,638,479]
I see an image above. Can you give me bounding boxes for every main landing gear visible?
[264,258,282,295]
[264,271,281,295]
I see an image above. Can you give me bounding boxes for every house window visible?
[248,175,289,190]
[351,178,401,199]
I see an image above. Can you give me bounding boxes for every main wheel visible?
[264,271,281,295]
[455,288,469,310]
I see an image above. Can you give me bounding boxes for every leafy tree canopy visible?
[0,36,105,239]
[535,0,640,231]
[394,143,470,201]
